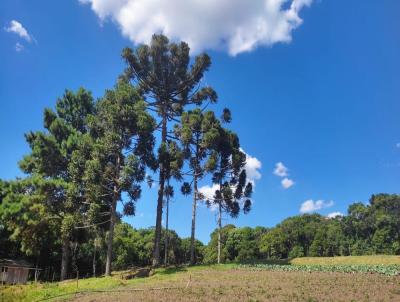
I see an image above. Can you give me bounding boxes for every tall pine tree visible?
[206,126,253,264]
[176,109,222,264]
[82,81,155,275]
[18,88,95,280]
[122,34,217,266]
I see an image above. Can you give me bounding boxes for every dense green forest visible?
[1,184,399,280]
[0,34,399,281]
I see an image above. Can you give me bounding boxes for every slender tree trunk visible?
[60,237,70,281]
[106,191,118,276]
[92,243,96,277]
[105,198,116,276]
[190,173,198,265]
[164,191,169,266]
[106,155,120,276]
[217,202,222,264]
[153,114,167,267]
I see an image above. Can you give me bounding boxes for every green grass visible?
[1,275,133,302]
[0,265,232,302]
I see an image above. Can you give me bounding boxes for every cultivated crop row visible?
[238,264,400,276]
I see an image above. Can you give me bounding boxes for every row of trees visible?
[1,193,398,278]
[0,34,253,280]
[216,194,400,261]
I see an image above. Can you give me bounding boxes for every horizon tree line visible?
[1,190,399,278]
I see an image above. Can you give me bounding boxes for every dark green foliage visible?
[122,34,217,266]
[175,108,223,264]
[181,238,205,264]
[225,227,258,262]
[200,194,400,264]
[258,194,400,260]
[0,179,59,263]
[1,88,95,280]
[203,224,236,263]
[206,128,252,218]
[110,223,197,269]
[1,192,400,272]
[204,125,253,263]
[0,181,17,259]
[81,81,155,275]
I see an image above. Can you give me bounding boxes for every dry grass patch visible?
[68,267,400,302]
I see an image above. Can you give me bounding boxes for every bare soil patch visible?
[69,268,400,302]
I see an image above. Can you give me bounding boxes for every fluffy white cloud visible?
[273,162,288,177]
[273,162,296,188]
[4,20,32,42]
[79,0,313,55]
[242,149,262,184]
[327,212,344,219]
[300,199,334,214]
[198,183,219,201]
[281,177,294,189]
[198,150,261,210]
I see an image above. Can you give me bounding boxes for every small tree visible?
[176,109,222,264]
[122,34,217,266]
[83,81,155,275]
[206,127,253,264]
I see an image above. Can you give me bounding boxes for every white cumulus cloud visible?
[242,149,262,184]
[198,184,219,199]
[79,0,313,55]
[300,199,334,214]
[274,162,295,189]
[281,177,294,189]
[198,150,261,211]
[326,212,344,219]
[4,20,32,42]
[273,162,288,177]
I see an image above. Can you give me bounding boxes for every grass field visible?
[1,256,399,302]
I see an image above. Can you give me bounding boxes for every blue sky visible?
[1,0,400,243]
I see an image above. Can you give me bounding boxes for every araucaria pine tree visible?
[122,34,217,266]
[176,109,222,264]
[206,126,253,264]
[82,81,155,275]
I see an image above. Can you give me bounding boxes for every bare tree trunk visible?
[105,199,116,276]
[92,243,96,277]
[153,115,167,267]
[190,174,198,265]
[60,237,70,281]
[164,191,169,266]
[217,202,222,264]
[106,154,121,276]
